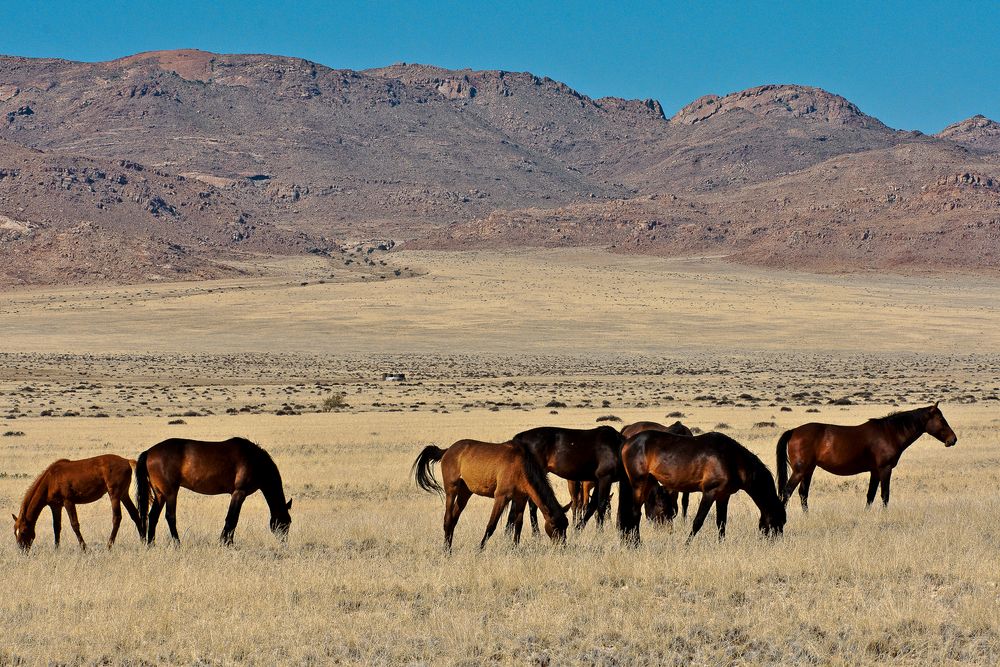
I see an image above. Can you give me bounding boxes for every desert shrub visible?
[322,393,349,411]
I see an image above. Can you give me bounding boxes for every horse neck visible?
[887,408,929,453]
[258,469,287,517]
[18,471,51,526]
[742,465,779,515]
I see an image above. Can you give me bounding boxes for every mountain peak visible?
[670,84,886,129]
[935,115,1000,151]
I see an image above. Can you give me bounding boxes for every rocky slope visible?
[1,49,998,283]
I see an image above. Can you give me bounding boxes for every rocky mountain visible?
[1,49,998,284]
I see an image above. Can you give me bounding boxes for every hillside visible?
[1,49,999,284]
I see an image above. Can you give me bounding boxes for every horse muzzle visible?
[946,437,958,447]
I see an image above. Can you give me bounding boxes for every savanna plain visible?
[1,249,999,666]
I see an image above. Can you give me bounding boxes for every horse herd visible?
[10,403,956,551]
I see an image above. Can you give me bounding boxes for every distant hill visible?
[1,49,998,284]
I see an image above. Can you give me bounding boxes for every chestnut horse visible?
[776,403,957,511]
[620,420,694,522]
[411,439,568,549]
[621,430,785,545]
[12,455,142,550]
[135,437,292,545]
[511,425,624,534]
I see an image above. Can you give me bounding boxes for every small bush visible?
[545,400,567,408]
[321,393,349,411]
[2,431,25,437]
[596,415,622,423]
[714,423,731,430]
[666,411,686,418]
[754,421,778,428]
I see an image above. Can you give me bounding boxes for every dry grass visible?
[1,250,999,665]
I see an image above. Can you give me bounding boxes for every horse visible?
[620,420,695,522]
[511,425,624,533]
[620,430,785,545]
[135,437,292,545]
[776,402,957,511]
[411,439,568,550]
[12,455,142,551]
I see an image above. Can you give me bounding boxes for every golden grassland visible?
[1,249,1000,665]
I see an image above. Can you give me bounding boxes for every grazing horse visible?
[776,403,957,510]
[12,455,142,550]
[135,437,292,545]
[621,431,785,545]
[620,420,695,522]
[511,425,624,533]
[411,439,568,549]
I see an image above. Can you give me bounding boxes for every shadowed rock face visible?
[0,49,998,285]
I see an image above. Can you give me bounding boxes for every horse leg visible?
[107,496,122,549]
[865,471,880,507]
[121,494,143,538]
[64,502,86,551]
[50,504,62,548]
[164,493,180,543]
[879,467,893,507]
[798,468,814,512]
[444,487,470,551]
[510,497,527,545]
[715,495,730,540]
[146,496,163,544]
[781,466,807,508]
[528,500,540,536]
[479,495,511,550]
[687,492,716,544]
[580,475,612,529]
[682,492,690,519]
[220,490,248,546]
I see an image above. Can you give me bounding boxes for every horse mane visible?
[709,433,783,514]
[17,460,62,520]
[873,406,929,430]
[515,444,565,519]
[234,438,286,509]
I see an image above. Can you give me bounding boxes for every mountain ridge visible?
[1,49,998,284]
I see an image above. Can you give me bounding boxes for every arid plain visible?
[2,249,999,665]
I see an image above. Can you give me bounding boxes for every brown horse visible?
[135,437,292,545]
[621,430,785,544]
[776,403,957,511]
[12,455,142,550]
[621,420,694,522]
[511,425,624,533]
[412,439,568,549]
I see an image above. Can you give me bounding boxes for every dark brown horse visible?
[776,403,957,510]
[411,439,569,549]
[135,437,292,545]
[12,455,142,550]
[511,425,624,533]
[621,431,785,544]
[621,420,695,522]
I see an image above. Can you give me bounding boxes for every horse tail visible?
[135,450,150,539]
[411,445,446,496]
[775,430,793,498]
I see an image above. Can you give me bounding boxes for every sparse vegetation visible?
[321,392,349,411]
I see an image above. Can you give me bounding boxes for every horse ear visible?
[286,499,293,510]
[934,400,939,408]
[11,513,16,523]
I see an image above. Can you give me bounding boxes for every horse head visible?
[758,501,786,538]
[269,498,293,538]
[12,513,34,550]
[544,512,569,544]
[925,402,957,447]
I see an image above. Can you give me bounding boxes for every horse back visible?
[445,439,519,497]
[144,437,256,495]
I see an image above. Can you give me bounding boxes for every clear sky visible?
[2,1,996,133]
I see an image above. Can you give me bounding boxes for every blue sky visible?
[2,1,996,132]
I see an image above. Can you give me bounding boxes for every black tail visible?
[135,450,150,540]
[617,465,639,545]
[411,445,446,496]
[775,430,793,499]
